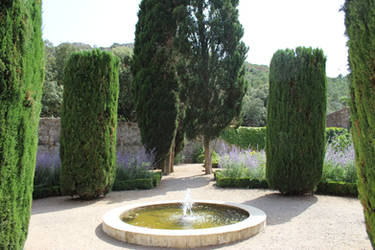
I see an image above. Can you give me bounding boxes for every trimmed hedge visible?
[220,127,266,150]
[316,181,358,197]
[33,185,61,200]
[60,49,119,200]
[0,1,44,249]
[215,170,357,197]
[215,171,268,189]
[220,126,347,150]
[112,172,162,191]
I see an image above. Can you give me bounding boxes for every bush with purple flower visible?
[322,134,356,183]
[34,150,61,188]
[116,149,155,181]
[217,143,265,179]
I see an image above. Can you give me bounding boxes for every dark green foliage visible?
[316,181,358,197]
[60,49,119,200]
[344,0,375,245]
[215,171,268,189]
[0,1,44,248]
[266,47,327,195]
[132,0,185,174]
[112,178,154,190]
[112,172,162,191]
[178,0,247,174]
[220,127,267,150]
[33,185,60,200]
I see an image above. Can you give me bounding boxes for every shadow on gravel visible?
[243,193,317,225]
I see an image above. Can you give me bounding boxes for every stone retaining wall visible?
[38,118,204,163]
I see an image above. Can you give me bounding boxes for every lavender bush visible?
[322,135,356,183]
[34,150,60,187]
[116,149,155,181]
[218,143,265,179]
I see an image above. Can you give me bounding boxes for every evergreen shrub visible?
[266,47,327,195]
[220,127,266,150]
[60,49,119,200]
[344,0,375,245]
[0,1,44,248]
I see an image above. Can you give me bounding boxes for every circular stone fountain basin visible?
[102,200,266,248]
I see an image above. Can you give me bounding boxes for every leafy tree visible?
[344,0,375,246]
[0,0,44,248]
[60,49,119,199]
[178,0,248,174]
[266,47,327,195]
[111,45,136,121]
[326,75,350,113]
[132,0,185,174]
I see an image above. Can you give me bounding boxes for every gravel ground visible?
[25,164,371,250]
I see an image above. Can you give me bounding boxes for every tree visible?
[131,0,186,174]
[0,0,44,248]
[60,49,119,199]
[344,0,375,246]
[178,0,248,174]
[266,47,327,195]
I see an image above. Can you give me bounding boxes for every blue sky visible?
[42,0,348,77]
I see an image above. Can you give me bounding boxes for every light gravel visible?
[25,164,371,250]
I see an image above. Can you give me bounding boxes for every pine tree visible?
[344,0,375,246]
[60,49,119,199]
[177,0,248,174]
[0,0,44,248]
[266,47,327,194]
[132,0,186,174]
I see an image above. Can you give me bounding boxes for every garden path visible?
[25,164,371,250]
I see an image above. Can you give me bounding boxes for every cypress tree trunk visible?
[60,49,119,200]
[344,1,375,246]
[203,136,212,174]
[0,1,44,248]
[266,47,327,195]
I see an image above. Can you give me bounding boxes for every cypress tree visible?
[0,0,44,248]
[266,47,327,195]
[60,49,119,200]
[132,0,186,174]
[344,1,375,246]
[177,0,248,174]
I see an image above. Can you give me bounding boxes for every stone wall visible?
[326,108,350,128]
[37,118,202,163]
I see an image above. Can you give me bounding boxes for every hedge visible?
[112,172,162,191]
[220,127,347,150]
[215,171,357,197]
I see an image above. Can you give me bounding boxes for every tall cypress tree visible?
[132,0,186,174]
[177,0,248,174]
[266,47,327,195]
[60,49,119,200]
[344,0,375,246]
[0,0,44,248]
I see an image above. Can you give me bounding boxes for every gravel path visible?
[25,164,371,250]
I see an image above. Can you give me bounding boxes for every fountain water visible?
[182,189,193,217]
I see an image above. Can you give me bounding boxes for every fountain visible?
[102,190,266,248]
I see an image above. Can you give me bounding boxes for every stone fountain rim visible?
[102,199,266,237]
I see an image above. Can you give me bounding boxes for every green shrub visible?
[60,49,119,200]
[112,178,154,191]
[316,181,358,197]
[221,126,341,151]
[0,1,44,248]
[220,127,266,150]
[344,1,375,245]
[266,47,327,195]
[33,186,60,200]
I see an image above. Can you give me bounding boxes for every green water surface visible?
[121,203,249,230]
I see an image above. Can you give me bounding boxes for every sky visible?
[42,0,348,77]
